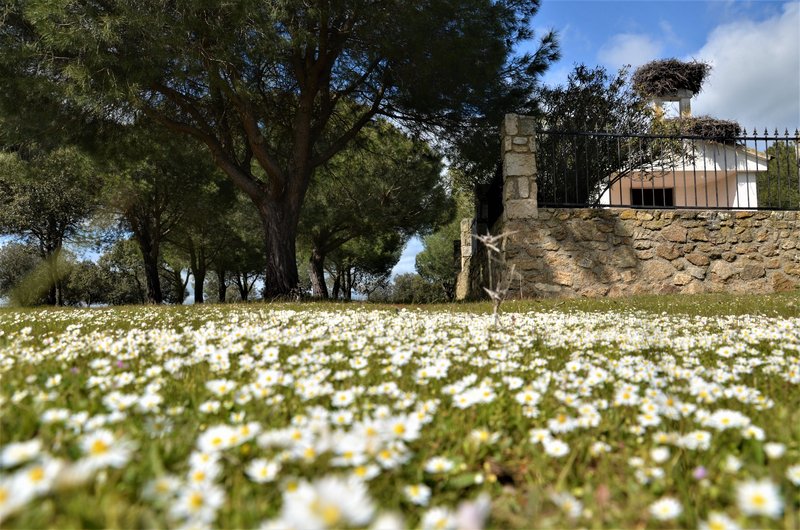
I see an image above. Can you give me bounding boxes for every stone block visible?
[688,228,709,241]
[682,281,706,295]
[553,271,573,286]
[580,284,610,297]
[642,259,674,281]
[739,263,766,281]
[534,282,562,294]
[685,253,710,267]
[517,177,530,199]
[710,260,737,281]
[661,224,688,243]
[613,247,639,268]
[618,209,637,220]
[614,223,634,237]
[503,114,518,136]
[784,264,800,277]
[686,265,706,280]
[673,272,692,286]
[636,249,655,260]
[504,152,536,177]
[772,273,797,292]
[541,239,559,251]
[504,199,538,220]
[656,244,682,261]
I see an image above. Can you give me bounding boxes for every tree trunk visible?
[332,269,341,300]
[309,246,328,299]
[171,268,185,304]
[216,268,227,303]
[235,273,250,301]
[256,199,301,299]
[192,245,206,304]
[135,236,163,304]
[344,267,352,301]
[194,268,206,304]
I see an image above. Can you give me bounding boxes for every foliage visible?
[97,239,147,306]
[0,145,98,304]
[100,124,223,304]
[757,141,800,209]
[326,232,406,300]
[535,65,655,205]
[0,241,44,303]
[299,119,452,298]
[416,192,474,301]
[632,59,711,96]
[374,273,447,304]
[63,261,112,307]
[2,0,557,295]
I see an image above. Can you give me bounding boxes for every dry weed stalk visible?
[476,230,521,327]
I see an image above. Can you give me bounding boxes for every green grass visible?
[0,293,798,528]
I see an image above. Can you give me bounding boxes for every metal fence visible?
[535,129,800,210]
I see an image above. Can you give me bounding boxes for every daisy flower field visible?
[0,294,798,528]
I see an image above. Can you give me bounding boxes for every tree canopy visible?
[2,0,558,296]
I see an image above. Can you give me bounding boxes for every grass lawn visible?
[0,292,798,528]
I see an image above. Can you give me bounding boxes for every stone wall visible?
[498,208,800,298]
[455,113,800,300]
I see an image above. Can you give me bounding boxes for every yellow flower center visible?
[311,501,341,526]
[28,467,45,482]
[189,492,204,510]
[90,439,109,455]
[393,424,406,435]
[751,494,766,507]
[0,487,8,504]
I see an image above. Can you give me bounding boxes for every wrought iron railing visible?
[535,129,800,210]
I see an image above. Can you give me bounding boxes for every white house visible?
[599,90,769,209]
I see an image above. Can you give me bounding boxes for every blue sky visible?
[392,0,800,278]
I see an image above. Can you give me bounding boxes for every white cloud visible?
[390,236,424,278]
[597,33,663,69]
[691,2,800,131]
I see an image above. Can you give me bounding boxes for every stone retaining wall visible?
[498,208,800,298]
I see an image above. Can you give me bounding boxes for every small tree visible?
[299,120,452,298]
[0,146,98,305]
[0,241,44,305]
[535,65,655,205]
[416,191,474,301]
[758,141,800,209]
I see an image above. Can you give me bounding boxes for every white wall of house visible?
[599,140,767,208]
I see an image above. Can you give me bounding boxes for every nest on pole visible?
[632,59,711,96]
[658,116,742,141]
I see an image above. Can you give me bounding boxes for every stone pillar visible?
[455,218,476,300]
[501,114,538,220]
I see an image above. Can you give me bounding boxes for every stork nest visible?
[657,116,742,140]
[632,59,711,96]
